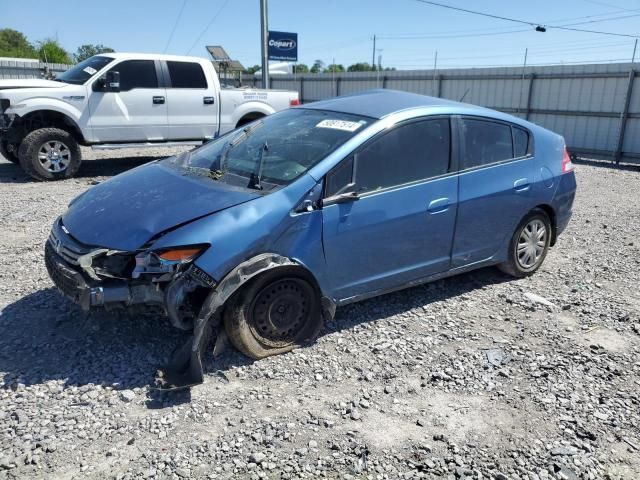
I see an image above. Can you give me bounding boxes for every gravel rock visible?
[0,155,639,478]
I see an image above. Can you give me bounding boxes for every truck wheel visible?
[0,140,19,164]
[18,128,81,181]
[224,269,323,360]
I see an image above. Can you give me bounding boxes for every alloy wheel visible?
[38,140,71,173]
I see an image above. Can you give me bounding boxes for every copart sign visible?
[268,31,298,62]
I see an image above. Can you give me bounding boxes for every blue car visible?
[45,89,576,386]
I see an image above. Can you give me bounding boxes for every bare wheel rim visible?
[38,140,71,173]
[516,218,547,269]
[249,278,313,348]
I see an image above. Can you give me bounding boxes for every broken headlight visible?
[132,245,208,280]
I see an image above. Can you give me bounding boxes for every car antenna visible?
[459,87,471,102]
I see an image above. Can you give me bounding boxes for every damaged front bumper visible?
[44,220,337,390]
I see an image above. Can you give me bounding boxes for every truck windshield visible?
[164,109,373,191]
[55,55,114,85]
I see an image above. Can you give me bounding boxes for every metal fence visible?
[2,59,638,164]
[0,59,69,80]
[246,63,640,164]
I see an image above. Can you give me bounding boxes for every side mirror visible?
[105,70,120,92]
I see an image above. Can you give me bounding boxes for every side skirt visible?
[335,257,500,307]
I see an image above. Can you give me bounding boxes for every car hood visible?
[0,79,67,90]
[62,161,261,251]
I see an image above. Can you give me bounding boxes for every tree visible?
[310,59,324,73]
[243,64,261,74]
[0,28,37,59]
[324,64,345,73]
[293,63,309,73]
[347,62,374,72]
[37,39,71,64]
[74,44,114,63]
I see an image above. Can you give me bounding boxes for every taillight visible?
[562,147,574,174]
[289,98,300,106]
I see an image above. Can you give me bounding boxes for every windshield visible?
[163,108,373,192]
[55,55,114,85]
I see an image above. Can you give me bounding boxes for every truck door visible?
[163,60,219,141]
[88,59,168,142]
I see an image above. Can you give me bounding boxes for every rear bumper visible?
[553,172,577,240]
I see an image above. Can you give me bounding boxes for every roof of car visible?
[300,89,478,119]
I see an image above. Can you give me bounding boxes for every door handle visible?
[513,178,530,192]
[203,96,215,105]
[427,197,450,214]
[152,96,165,104]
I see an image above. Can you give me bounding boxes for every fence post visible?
[299,76,304,103]
[525,73,535,121]
[436,74,442,98]
[336,77,341,97]
[382,75,388,89]
[614,69,635,164]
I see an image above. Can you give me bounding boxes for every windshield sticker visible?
[316,119,363,132]
[83,66,97,75]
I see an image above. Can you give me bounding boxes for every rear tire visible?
[498,209,552,278]
[18,128,81,181]
[224,269,323,359]
[0,140,19,164]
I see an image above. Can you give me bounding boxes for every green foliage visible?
[347,62,374,72]
[244,64,261,74]
[74,44,115,63]
[36,39,71,64]
[310,59,324,73]
[0,28,37,59]
[293,63,309,73]
[324,64,345,73]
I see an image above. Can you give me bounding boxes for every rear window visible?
[167,61,208,88]
[460,118,513,170]
[513,127,530,157]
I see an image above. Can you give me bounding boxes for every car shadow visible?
[0,267,509,408]
[0,155,161,183]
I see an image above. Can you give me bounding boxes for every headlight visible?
[157,247,204,263]
[132,245,208,279]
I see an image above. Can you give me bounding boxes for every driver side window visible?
[108,60,158,91]
[325,118,451,198]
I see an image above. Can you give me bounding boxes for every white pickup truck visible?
[0,53,299,180]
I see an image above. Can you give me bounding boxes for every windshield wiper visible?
[248,141,268,190]
[216,120,264,172]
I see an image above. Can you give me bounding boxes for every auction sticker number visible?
[316,119,363,132]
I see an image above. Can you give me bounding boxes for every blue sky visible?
[3,0,640,68]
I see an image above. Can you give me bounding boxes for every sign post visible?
[268,31,298,62]
[260,0,269,89]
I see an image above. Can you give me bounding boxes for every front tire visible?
[498,209,552,278]
[18,128,82,181]
[0,140,19,164]
[224,269,323,359]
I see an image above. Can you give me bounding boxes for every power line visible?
[164,0,188,53]
[412,0,536,26]
[186,0,230,55]
[411,0,640,38]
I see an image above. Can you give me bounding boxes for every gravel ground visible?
[0,149,639,480]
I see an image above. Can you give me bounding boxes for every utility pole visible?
[260,0,269,89]
[519,48,528,113]
[372,34,376,70]
[632,38,638,64]
[432,51,438,96]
